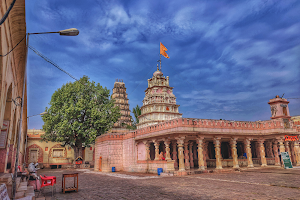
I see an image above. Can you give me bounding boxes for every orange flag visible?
[160,42,169,58]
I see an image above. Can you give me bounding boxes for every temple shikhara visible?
[95,67,300,175]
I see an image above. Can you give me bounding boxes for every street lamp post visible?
[12,28,79,199]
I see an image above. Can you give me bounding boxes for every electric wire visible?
[0,0,16,25]
[0,35,26,57]
[28,45,109,100]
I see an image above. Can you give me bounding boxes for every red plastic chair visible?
[43,175,56,184]
[39,175,55,196]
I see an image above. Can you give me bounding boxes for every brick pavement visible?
[37,168,300,200]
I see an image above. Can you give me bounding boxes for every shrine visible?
[94,68,300,175]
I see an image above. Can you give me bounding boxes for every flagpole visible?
[159,54,162,71]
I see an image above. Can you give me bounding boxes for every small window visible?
[53,149,64,158]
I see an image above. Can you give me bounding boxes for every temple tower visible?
[137,66,182,129]
[268,95,291,119]
[111,79,132,132]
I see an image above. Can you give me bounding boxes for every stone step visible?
[35,197,46,200]
[25,186,35,196]
[17,181,28,192]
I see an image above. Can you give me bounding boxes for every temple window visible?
[53,149,64,158]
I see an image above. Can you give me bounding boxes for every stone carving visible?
[270,105,277,117]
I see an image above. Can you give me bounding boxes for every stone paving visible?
[37,167,300,200]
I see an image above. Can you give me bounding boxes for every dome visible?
[153,69,163,77]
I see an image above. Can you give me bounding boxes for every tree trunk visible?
[74,143,83,159]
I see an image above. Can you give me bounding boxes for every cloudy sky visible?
[26,0,300,129]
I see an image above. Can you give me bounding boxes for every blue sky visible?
[26,0,300,129]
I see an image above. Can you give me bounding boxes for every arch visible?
[4,84,12,121]
[26,144,43,163]
[49,144,67,158]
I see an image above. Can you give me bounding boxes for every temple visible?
[95,68,300,175]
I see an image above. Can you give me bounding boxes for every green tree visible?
[41,76,121,158]
[132,104,141,129]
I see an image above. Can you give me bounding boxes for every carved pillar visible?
[153,140,160,160]
[230,138,239,169]
[176,137,185,171]
[164,139,171,161]
[244,138,254,168]
[184,141,190,170]
[203,142,208,168]
[266,141,274,158]
[258,139,267,167]
[143,141,150,160]
[272,141,280,166]
[214,137,223,169]
[289,142,295,164]
[285,141,292,159]
[278,139,285,153]
[196,137,205,170]
[293,141,300,166]
[172,141,178,168]
[189,142,194,168]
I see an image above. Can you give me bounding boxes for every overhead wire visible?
[0,35,26,57]
[0,0,16,25]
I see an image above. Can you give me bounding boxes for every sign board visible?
[0,120,9,148]
[281,152,293,169]
[285,135,298,141]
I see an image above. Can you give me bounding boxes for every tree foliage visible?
[132,104,141,129]
[41,76,121,158]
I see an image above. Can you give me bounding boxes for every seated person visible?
[158,152,165,160]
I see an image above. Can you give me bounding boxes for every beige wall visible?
[27,129,94,168]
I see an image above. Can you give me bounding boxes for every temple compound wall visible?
[27,129,95,168]
[95,98,300,174]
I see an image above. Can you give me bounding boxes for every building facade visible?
[0,0,27,173]
[27,129,95,168]
[95,69,300,174]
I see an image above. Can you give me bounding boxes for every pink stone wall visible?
[0,148,7,172]
[137,142,145,160]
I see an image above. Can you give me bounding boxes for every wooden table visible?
[62,173,78,193]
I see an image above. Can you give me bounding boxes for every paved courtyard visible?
[37,167,300,200]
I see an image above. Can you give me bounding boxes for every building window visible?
[53,149,64,158]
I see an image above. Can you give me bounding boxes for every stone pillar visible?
[176,137,185,171]
[230,138,239,169]
[189,142,194,168]
[214,137,223,169]
[285,141,292,159]
[278,139,285,153]
[272,141,280,166]
[290,142,296,164]
[143,141,150,160]
[266,141,274,158]
[203,142,208,168]
[293,141,300,166]
[164,139,171,161]
[172,141,178,168]
[196,137,205,170]
[258,139,267,167]
[184,142,190,170]
[244,138,254,168]
[153,140,160,160]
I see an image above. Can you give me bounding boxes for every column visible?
[258,139,267,167]
[290,142,295,164]
[293,141,300,166]
[278,139,285,153]
[164,139,171,161]
[153,140,160,160]
[184,141,190,170]
[172,141,178,169]
[230,138,239,169]
[143,141,150,160]
[203,142,208,168]
[244,138,254,168]
[189,142,194,168]
[214,137,223,169]
[176,137,185,171]
[285,141,292,159]
[266,141,274,158]
[272,141,280,166]
[196,137,205,170]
